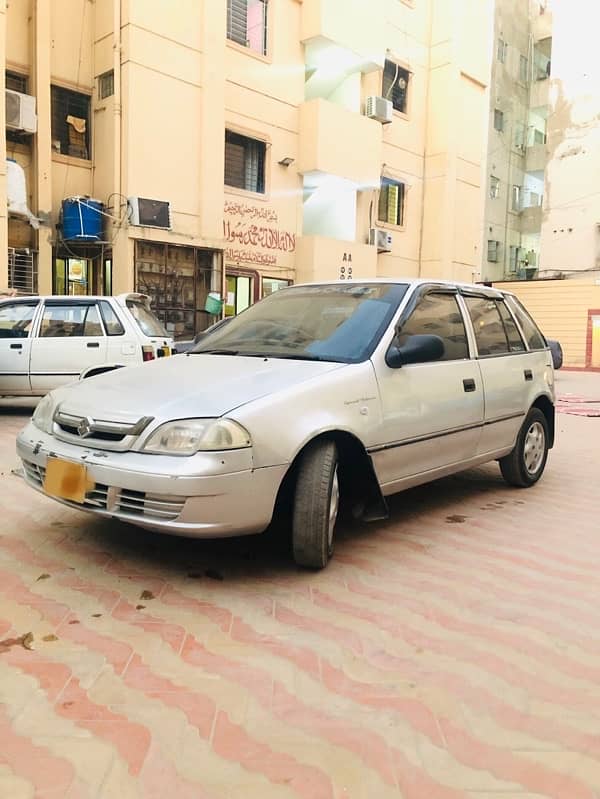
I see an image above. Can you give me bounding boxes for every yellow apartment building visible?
[1,0,494,341]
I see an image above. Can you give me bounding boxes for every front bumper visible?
[16,422,287,538]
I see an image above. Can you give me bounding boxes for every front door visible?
[372,291,484,491]
[29,301,108,393]
[0,300,39,394]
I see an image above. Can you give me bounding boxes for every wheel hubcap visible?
[523,421,545,475]
[328,467,340,548]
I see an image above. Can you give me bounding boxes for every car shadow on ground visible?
[66,463,517,585]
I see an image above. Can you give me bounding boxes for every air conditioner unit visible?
[369,227,393,253]
[5,90,37,133]
[365,96,393,125]
[128,197,171,229]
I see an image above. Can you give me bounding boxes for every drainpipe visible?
[113,0,122,217]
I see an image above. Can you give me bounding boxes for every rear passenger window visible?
[506,297,547,350]
[99,301,125,336]
[398,293,469,361]
[40,304,102,338]
[497,301,525,352]
[465,297,511,356]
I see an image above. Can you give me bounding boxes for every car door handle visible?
[463,378,476,392]
[10,343,22,350]
[86,342,100,348]
[524,369,533,381]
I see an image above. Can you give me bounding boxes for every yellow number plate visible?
[44,458,91,504]
[162,346,171,357]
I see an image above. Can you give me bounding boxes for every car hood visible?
[55,354,346,421]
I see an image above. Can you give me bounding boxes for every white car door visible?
[371,289,484,492]
[29,300,108,393]
[462,294,531,455]
[0,300,39,395]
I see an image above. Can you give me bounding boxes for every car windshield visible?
[126,300,168,337]
[192,282,408,363]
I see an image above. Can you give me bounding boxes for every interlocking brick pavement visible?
[0,372,599,798]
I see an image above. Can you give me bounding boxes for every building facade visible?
[482,0,552,282]
[1,0,494,339]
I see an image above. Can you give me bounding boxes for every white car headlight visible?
[32,394,56,434]
[141,418,251,455]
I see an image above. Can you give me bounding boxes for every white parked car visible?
[16,280,555,569]
[0,293,173,397]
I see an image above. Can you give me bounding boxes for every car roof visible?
[0,293,147,304]
[290,278,507,298]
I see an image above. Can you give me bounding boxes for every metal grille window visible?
[6,71,28,93]
[51,85,91,159]
[497,38,507,63]
[378,178,405,226]
[490,176,500,199]
[225,130,266,194]
[227,0,268,56]
[383,60,410,114]
[98,70,114,99]
[8,248,38,294]
[487,240,500,262]
[494,109,504,132]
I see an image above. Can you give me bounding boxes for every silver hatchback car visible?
[17,280,555,569]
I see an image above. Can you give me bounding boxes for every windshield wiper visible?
[190,348,240,356]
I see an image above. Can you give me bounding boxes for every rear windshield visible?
[126,300,168,337]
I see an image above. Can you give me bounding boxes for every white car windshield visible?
[192,283,408,363]
[126,300,168,337]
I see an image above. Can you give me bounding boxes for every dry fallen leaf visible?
[42,634,59,642]
[68,620,80,625]
[21,633,34,650]
[36,574,51,582]
[140,590,155,601]
[135,604,146,611]
[91,613,102,618]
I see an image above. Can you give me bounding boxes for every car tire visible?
[499,408,549,488]
[292,440,339,569]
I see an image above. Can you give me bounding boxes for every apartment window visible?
[490,176,500,199]
[382,60,410,114]
[494,109,504,132]
[514,122,525,150]
[511,185,521,212]
[6,70,28,93]
[98,70,114,99]
[509,245,521,272]
[519,55,529,83]
[487,240,500,262]
[227,0,268,56]
[378,178,405,226]
[497,38,507,63]
[51,86,91,159]
[224,130,266,194]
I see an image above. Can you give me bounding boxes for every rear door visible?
[29,300,108,393]
[0,300,39,394]
[461,293,530,455]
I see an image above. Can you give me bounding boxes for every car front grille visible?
[22,460,185,523]
[52,410,154,451]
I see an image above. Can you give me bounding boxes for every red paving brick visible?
[1,373,600,797]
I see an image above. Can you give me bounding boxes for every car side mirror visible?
[386,334,445,368]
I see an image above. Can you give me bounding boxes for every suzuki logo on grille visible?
[77,416,95,438]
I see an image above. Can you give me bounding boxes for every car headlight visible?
[141,418,251,455]
[32,394,56,434]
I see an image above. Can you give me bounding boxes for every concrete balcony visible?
[295,235,377,284]
[520,204,543,235]
[298,98,382,188]
[301,0,385,73]
[525,142,547,173]
[532,9,552,42]
[529,76,549,109]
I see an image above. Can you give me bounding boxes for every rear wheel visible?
[500,408,549,487]
[292,440,339,569]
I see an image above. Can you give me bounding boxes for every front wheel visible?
[500,408,549,488]
[292,440,339,569]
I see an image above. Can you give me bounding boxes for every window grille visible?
[225,130,266,194]
[8,248,38,294]
[51,85,91,159]
[227,0,268,56]
[98,70,114,99]
[378,178,406,226]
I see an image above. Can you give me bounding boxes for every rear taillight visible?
[142,345,155,362]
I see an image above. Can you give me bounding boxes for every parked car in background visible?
[0,293,173,397]
[548,339,563,370]
[17,279,555,569]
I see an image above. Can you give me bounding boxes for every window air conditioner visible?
[369,227,393,253]
[365,96,393,124]
[128,197,171,229]
[5,90,37,133]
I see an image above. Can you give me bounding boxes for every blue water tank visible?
[62,197,104,241]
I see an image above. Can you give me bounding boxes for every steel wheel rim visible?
[523,421,545,475]
[328,467,340,548]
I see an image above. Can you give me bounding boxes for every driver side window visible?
[398,293,469,362]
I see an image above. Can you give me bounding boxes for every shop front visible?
[134,241,222,341]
